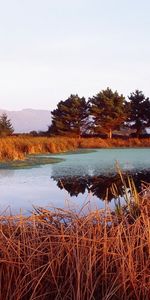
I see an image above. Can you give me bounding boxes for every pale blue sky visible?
[0,0,150,110]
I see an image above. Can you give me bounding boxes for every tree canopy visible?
[49,94,88,137]
[88,88,126,138]
[127,90,150,136]
[49,88,150,138]
[0,113,14,137]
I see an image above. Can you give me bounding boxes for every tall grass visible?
[0,186,150,299]
[0,136,150,161]
[0,136,79,161]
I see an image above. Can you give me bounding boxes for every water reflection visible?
[0,169,15,177]
[52,171,150,201]
[0,149,150,214]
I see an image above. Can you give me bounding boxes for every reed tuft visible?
[0,186,150,299]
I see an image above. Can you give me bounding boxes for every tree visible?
[89,88,126,138]
[49,94,88,137]
[29,130,38,137]
[0,113,14,137]
[127,90,150,136]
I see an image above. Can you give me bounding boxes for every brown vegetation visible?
[0,136,150,161]
[0,187,150,299]
[0,136,79,161]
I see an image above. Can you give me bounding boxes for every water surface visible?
[0,148,150,214]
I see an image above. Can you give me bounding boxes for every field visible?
[0,136,150,161]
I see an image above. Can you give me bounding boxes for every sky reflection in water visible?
[0,148,150,214]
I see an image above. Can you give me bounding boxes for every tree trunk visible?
[77,128,81,140]
[136,128,142,138]
[109,129,112,139]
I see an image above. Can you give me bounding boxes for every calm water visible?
[0,148,150,214]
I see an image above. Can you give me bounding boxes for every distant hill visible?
[0,109,51,133]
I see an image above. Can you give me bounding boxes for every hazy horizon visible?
[0,0,150,110]
[0,107,50,112]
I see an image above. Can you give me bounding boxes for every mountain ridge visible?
[0,109,51,133]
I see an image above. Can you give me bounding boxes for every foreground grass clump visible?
[0,136,150,161]
[0,191,150,299]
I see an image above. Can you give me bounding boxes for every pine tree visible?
[127,90,150,136]
[49,95,88,137]
[0,113,14,137]
[89,88,126,138]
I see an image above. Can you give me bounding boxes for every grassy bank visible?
[0,136,150,161]
[0,136,79,161]
[0,188,150,299]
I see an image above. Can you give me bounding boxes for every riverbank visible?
[0,187,149,299]
[1,136,150,161]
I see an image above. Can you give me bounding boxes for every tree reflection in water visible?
[51,171,150,201]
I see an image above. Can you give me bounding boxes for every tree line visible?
[0,88,150,138]
[48,88,150,138]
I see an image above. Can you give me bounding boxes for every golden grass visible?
[0,188,150,299]
[0,136,79,161]
[79,137,150,148]
[0,136,150,161]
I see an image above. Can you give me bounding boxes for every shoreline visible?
[0,136,150,162]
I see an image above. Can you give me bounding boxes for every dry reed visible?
[0,186,150,299]
[0,136,150,161]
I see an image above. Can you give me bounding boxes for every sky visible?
[0,0,150,110]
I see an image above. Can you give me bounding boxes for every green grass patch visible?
[0,155,64,169]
